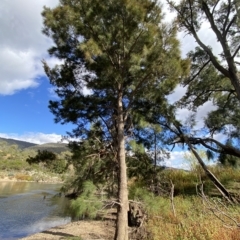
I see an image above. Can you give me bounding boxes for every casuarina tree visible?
[42,0,188,239]
[167,0,240,100]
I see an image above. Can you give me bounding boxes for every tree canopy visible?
[166,0,240,162]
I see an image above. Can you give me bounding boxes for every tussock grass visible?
[160,166,240,196]
[129,166,240,240]
[146,196,240,240]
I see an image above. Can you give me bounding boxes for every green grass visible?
[158,166,240,196]
[128,167,240,240]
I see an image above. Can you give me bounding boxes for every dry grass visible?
[15,173,32,181]
[146,196,240,240]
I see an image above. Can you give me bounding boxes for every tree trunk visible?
[154,132,157,169]
[185,137,237,204]
[114,89,129,240]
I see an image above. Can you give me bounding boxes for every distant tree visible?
[26,150,66,173]
[26,150,57,164]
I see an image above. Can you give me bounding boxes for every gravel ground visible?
[20,220,115,240]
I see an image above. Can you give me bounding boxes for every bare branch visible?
[212,0,220,15]
[223,0,232,35]
[224,15,237,38]
[198,183,240,228]
[183,60,211,87]
[232,44,240,59]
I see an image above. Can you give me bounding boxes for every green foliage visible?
[218,140,240,168]
[70,181,103,219]
[129,185,162,215]
[47,158,67,174]
[127,152,157,181]
[42,0,188,192]
[63,123,118,195]
[0,159,29,171]
[26,150,57,164]
[0,141,37,171]
[26,150,67,174]
[129,140,145,154]
[167,0,240,167]
[27,143,69,154]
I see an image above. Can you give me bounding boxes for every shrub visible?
[70,181,103,219]
[15,173,32,181]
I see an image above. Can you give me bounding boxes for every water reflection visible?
[0,182,71,240]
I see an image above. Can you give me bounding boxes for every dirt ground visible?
[20,220,115,240]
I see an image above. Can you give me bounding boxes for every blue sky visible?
[0,0,68,144]
[0,76,73,137]
[0,0,224,168]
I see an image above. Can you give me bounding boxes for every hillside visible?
[0,137,37,150]
[0,137,69,153]
[27,143,69,154]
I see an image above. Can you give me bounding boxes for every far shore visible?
[0,176,63,183]
[0,171,64,183]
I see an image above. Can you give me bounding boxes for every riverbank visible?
[20,220,115,240]
[0,170,63,183]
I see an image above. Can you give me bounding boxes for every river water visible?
[0,182,71,240]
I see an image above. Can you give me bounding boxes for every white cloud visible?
[212,132,227,143]
[48,87,59,99]
[195,101,217,129]
[167,84,186,104]
[173,100,217,131]
[0,132,64,144]
[177,15,222,58]
[0,48,40,95]
[163,150,189,170]
[46,57,64,69]
[0,0,59,95]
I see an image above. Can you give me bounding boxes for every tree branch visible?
[223,0,232,36]
[174,136,240,158]
[183,60,211,87]
[232,45,240,59]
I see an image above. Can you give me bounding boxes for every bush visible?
[70,181,103,219]
[15,173,32,181]
[46,158,67,174]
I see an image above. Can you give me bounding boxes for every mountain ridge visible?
[0,137,69,153]
[0,137,37,149]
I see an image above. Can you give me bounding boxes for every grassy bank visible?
[0,170,65,183]
[145,196,240,240]
[128,167,240,239]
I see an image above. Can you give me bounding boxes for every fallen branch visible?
[197,182,240,229]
